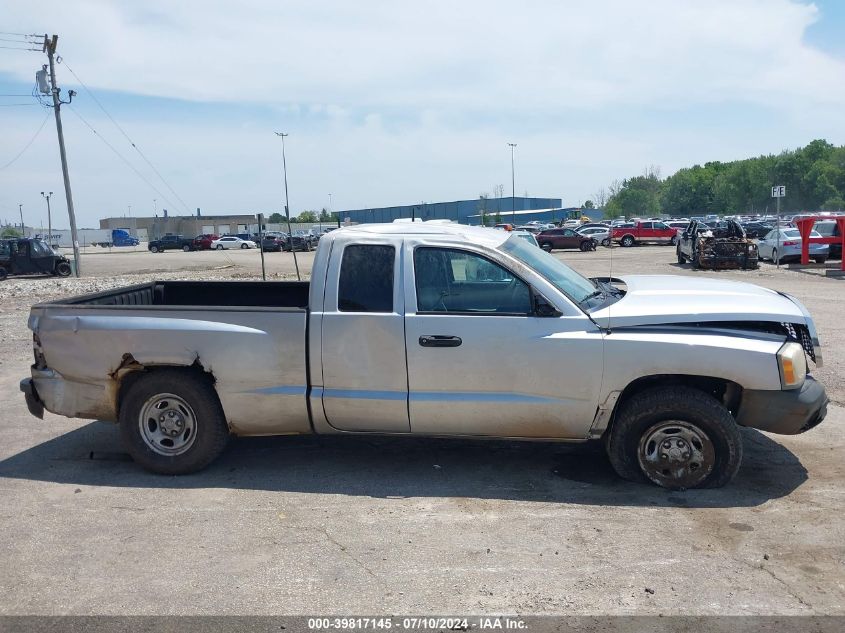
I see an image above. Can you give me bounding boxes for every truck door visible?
[319,242,410,432]
[403,245,603,439]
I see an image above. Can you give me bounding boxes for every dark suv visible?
[148,234,194,253]
[536,228,596,252]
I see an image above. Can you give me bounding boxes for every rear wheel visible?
[241,243,248,249]
[815,256,827,264]
[119,369,230,475]
[150,245,159,253]
[676,248,686,264]
[621,235,635,247]
[605,386,742,489]
[55,261,72,277]
[601,238,611,247]
[772,249,780,265]
[670,235,678,246]
[0,266,7,280]
[216,244,224,250]
[540,242,552,252]
[182,244,191,252]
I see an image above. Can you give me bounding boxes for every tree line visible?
[267,208,334,224]
[594,139,845,218]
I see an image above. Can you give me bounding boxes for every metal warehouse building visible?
[334,197,562,225]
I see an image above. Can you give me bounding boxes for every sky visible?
[1,0,844,229]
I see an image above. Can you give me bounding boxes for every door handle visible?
[419,335,462,348]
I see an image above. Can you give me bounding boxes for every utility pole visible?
[275,132,300,280]
[42,34,81,276]
[18,204,24,234]
[41,192,53,249]
[508,143,517,223]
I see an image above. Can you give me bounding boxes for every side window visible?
[641,222,654,229]
[654,222,669,230]
[563,229,575,236]
[414,248,531,315]
[338,244,395,313]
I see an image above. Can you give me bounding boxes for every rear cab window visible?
[338,244,395,312]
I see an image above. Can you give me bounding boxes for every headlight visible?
[777,342,807,390]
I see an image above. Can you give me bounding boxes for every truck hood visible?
[589,275,805,328]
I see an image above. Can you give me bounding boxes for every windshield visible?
[499,234,596,303]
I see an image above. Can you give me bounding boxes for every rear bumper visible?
[19,378,44,419]
[736,376,828,435]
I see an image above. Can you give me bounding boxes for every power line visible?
[0,36,39,43]
[0,94,38,97]
[61,59,193,215]
[0,32,40,37]
[0,102,38,106]
[0,45,40,51]
[67,104,179,212]
[0,112,50,170]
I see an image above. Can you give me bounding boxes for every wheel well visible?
[611,374,743,423]
[116,363,215,415]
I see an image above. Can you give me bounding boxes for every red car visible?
[192,234,219,250]
[536,228,596,252]
[612,221,677,247]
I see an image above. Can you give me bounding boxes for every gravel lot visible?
[0,243,843,615]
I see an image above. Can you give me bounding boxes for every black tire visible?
[119,369,230,475]
[540,242,552,252]
[55,261,72,277]
[241,243,248,249]
[150,245,159,253]
[182,244,191,252]
[579,240,591,252]
[216,244,224,250]
[670,235,678,246]
[815,257,827,264]
[621,235,635,247]
[0,266,7,281]
[772,249,779,265]
[601,238,611,247]
[605,386,742,490]
[676,248,686,264]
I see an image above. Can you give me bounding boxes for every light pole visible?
[275,132,300,280]
[41,192,53,248]
[18,203,24,234]
[508,143,517,223]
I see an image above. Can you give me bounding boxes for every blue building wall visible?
[335,197,562,224]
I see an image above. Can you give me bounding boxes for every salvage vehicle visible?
[613,220,678,246]
[537,227,595,252]
[757,228,828,265]
[192,234,219,250]
[21,223,827,489]
[0,237,72,280]
[676,219,759,269]
[148,234,194,253]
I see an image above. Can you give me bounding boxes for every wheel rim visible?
[623,237,633,246]
[637,420,715,489]
[138,393,198,456]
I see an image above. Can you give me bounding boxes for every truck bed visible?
[43,280,311,309]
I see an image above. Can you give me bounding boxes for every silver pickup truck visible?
[20,223,828,489]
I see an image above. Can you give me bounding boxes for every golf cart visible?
[0,237,73,280]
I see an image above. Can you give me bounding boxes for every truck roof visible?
[329,222,510,248]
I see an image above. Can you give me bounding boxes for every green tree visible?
[1,227,22,238]
[294,210,318,223]
[583,200,595,209]
[319,208,332,222]
[268,212,284,223]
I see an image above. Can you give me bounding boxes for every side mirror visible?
[533,291,562,318]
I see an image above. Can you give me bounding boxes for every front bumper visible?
[735,376,828,435]
[20,378,44,419]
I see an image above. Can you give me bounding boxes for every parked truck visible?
[83,228,140,248]
[613,221,678,246]
[20,223,828,489]
[148,234,194,253]
[676,219,759,270]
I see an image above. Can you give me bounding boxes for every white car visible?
[211,236,257,250]
[577,226,611,246]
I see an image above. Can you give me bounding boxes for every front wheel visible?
[241,243,248,249]
[0,266,7,281]
[621,235,635,247]
[182,245,191,252]
[540,242,552,252]
[119,369,230,475]
[601,238,611,247]
[670,235,678,246]
[815,257,827,264]
[150,245,159,253]
[55,261,72,277]
[579,240,592,252]
[216,245,224,250]
[605,386,742,489]
[677,248,686,264]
